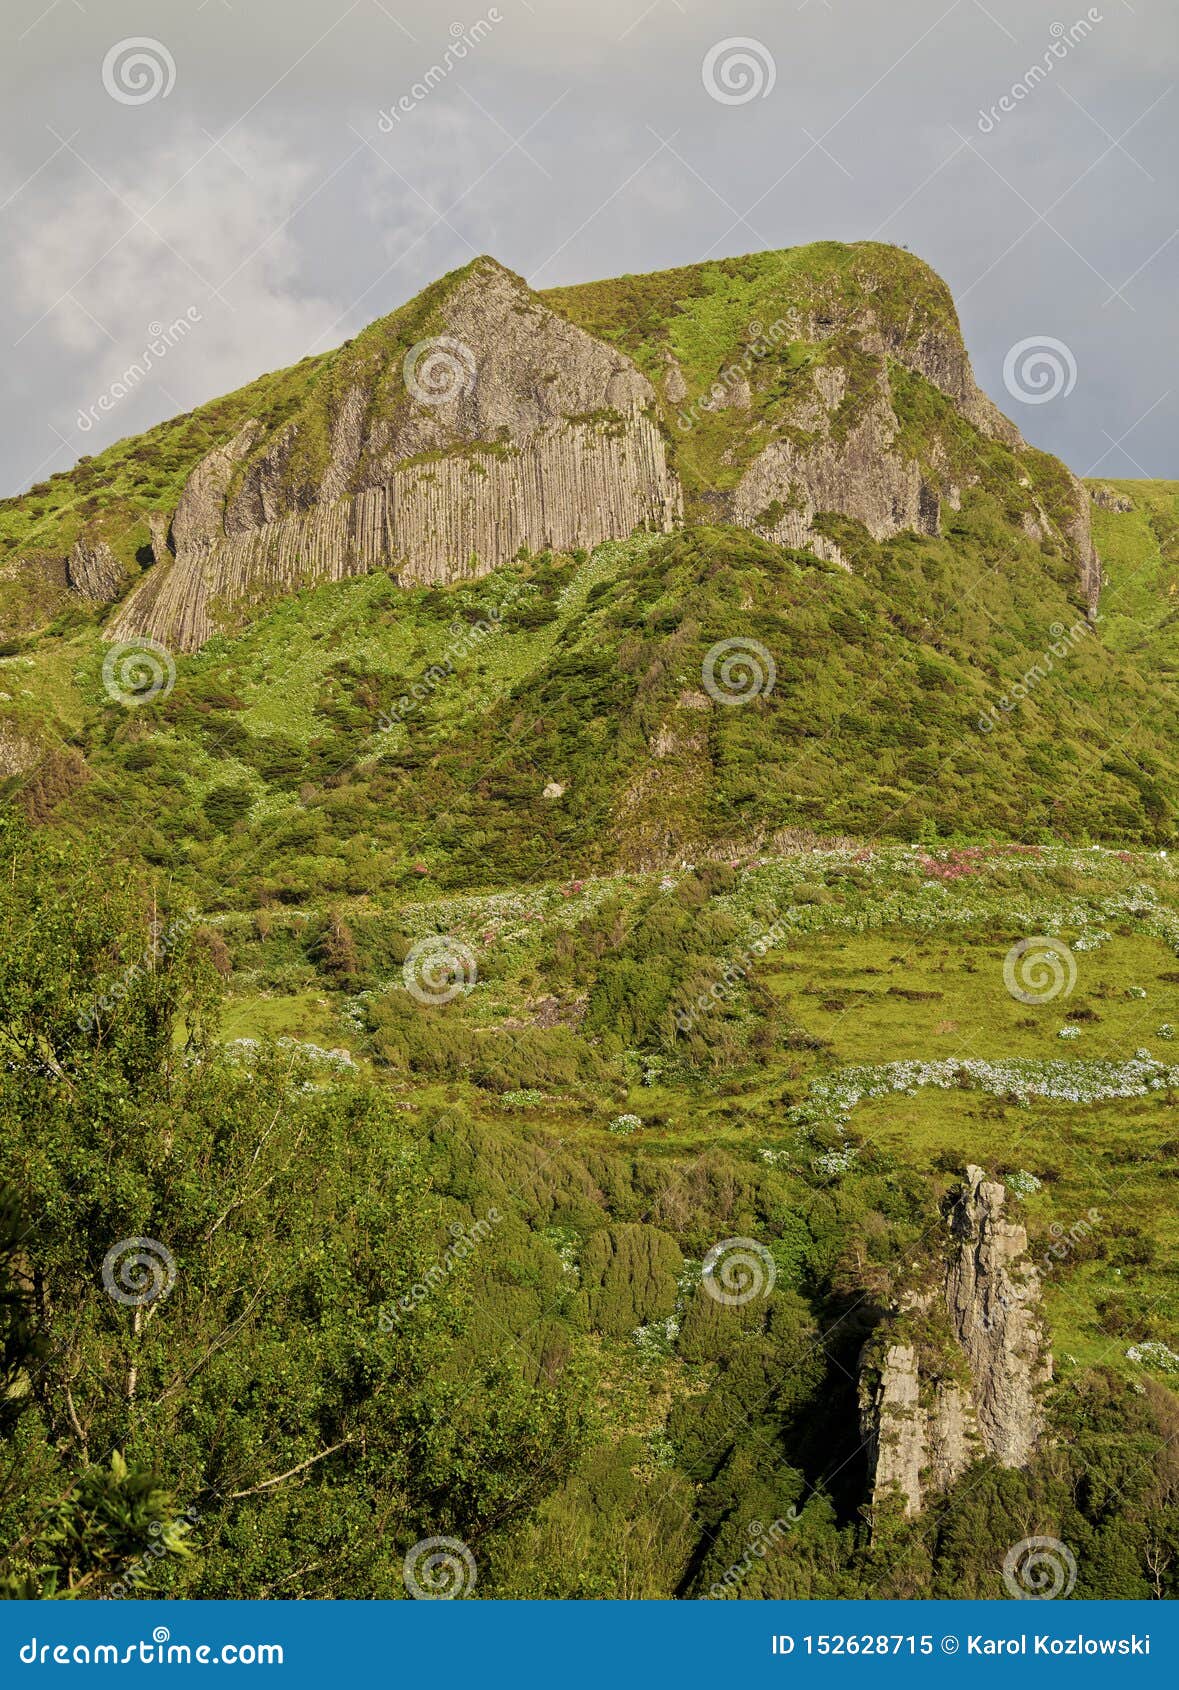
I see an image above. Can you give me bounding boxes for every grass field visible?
[194,840,1179,1398]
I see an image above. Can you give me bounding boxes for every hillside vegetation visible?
[2,495,1175,902]
[0,247,1176,1602]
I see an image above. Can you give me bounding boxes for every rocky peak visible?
[377,257,653,456]
[0,243,1104,652]
[107,257,680,652]
[859,1166,1051,1519]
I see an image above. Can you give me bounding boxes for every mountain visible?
[4,242,1176,893]
[2,242,1099,657]
[3,246,1179,1601]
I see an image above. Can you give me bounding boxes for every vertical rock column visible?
[859,1166,1051,1519]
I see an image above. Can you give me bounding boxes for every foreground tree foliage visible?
[2,813,1177,1599]
[0,817,588,1597]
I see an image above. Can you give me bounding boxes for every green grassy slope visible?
[4,493,1174,906]
[1089,480,1179,668]
[1,250,1177,1598]
[0,256,496,630]
[181,838,1179,1595]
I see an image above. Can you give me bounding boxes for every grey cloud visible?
[0,0,1175,494]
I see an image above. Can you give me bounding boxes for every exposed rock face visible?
[944,1165,1051,1467]
[66,537,125,603]
[1065,481,1103,612]
[859,1166,1051,1518]
[0,722,41,777]
[369,261,652,466]
[731,373,945,571]
[108,260,681,652]
[110,409,680,653]
[866,1337,979,1515]
[224,421,301,532]
[172,421,262,554]
[1090,484,1134,515]
[663,357,688,405]
[728,304,1096,592]
[146,511,173,570]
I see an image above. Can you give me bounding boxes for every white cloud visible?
[5,126,342,455]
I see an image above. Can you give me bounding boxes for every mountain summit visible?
[1,244,1099,652]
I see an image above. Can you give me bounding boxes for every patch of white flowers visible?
[813,1144,859,1177]
[609,1113,643,1135]
[542,1226,581,1279]
[340,992,373,1032]
[1006,1170,1042,1197]
[1126,1340,1179,1374]
[793,1054,1179,1128]
[224,1036,355,1070]
[1072,929,1111,952]
[633,1313,681,1357]
[632,1261,701,1358]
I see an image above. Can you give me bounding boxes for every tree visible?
[0,816,588,1597]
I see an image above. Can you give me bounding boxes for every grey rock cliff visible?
[730,370,946,572]
[110,409,680,652]
[859,1166,1051,1518]
[730,301,1097,603]
[82,249,1100,652]
[108,261,681,653]
[66,537,125,603]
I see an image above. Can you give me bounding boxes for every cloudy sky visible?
[1,0,1174,496]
